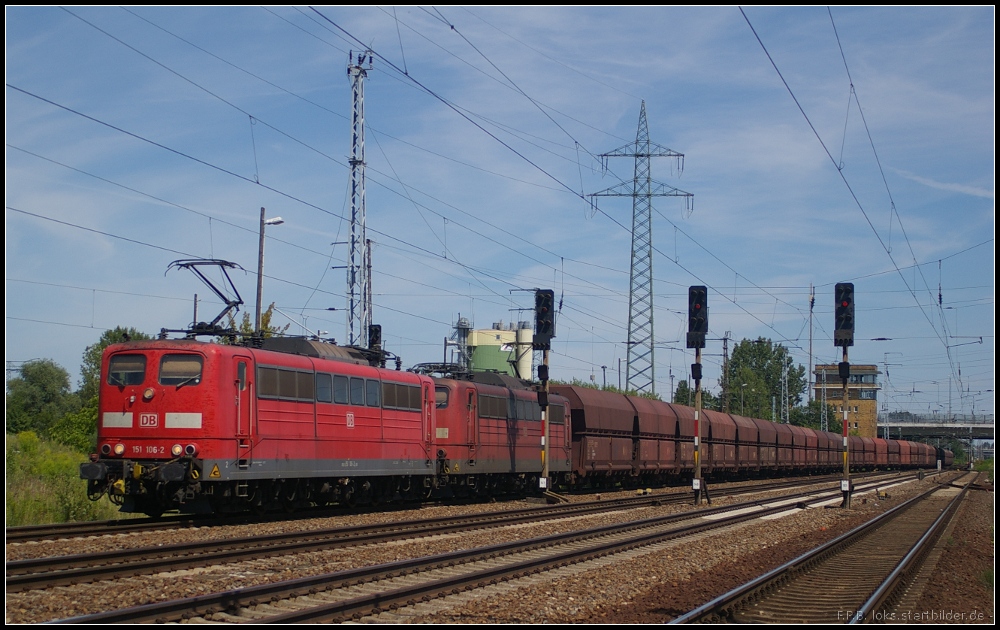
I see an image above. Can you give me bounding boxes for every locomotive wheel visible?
[281,481,300,513]
[246,484,268,515]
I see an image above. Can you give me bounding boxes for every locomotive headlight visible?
[171,444,184,457]
[101,443,112,456]
[143,387,155,401]
[113,443,126,456]
[184,444,199,457]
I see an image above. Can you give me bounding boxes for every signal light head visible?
[834,282,855,347]
[533,289,556,349]
[687,285,708,348]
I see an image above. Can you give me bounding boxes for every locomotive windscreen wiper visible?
[174,376,200,389]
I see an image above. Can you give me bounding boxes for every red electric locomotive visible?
[81,336,438,515]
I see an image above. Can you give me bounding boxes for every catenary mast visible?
[347,51,372,346]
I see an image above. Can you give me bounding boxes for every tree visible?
[725,338,806,421]
[219,303,290,344]
[673,379,721,410]
[49,395,100,453]
[789,399,841,434]
[79,326,152,402]
[5,359,80,437]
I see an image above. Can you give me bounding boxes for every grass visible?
[979,569,994,589]
[972,458,994,483]
[5,431,125,526]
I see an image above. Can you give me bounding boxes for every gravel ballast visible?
[5,473,991,624]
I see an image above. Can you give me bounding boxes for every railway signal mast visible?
[835,282,855,508]
[347,51,373,347]
[687,286,709,505]
[534,289,556,491]
[589,101,693,396]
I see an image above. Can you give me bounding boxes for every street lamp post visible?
[255,207,284,335]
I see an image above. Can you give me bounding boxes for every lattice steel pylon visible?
[347,51,372,347]
[589,101,693,395]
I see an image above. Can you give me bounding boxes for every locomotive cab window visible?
[435,386,449,409]
[159,355,203,387]
[107,354,146,387]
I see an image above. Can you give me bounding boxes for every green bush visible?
[972,458,993,471]
[5,432,124,526]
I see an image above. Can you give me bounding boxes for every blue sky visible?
[6,6,994,419]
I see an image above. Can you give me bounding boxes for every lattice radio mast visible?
[347,51,372,347]
[589,101,693,395]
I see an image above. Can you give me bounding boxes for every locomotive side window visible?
[548,403,565,425]
[382,382,421,411]
[408,385,422,410]
[297,371,314,401]
[366,379,380,407]
[529,400,541,421]
[435,386,449,409]
[258,366,317,401]
[382,382,397,408]
[278,369,297,399]
[237,362,247,391]
[258,366,279,397]
[333,375,349,404]
[350,377,366,406]
[478,394,508,419]
[160,355,202,387]
[316,373,333,403]
[108,354,146,386]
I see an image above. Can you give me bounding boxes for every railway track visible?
[672,472,976,624]
[49,476,915,624]
[8,472,919,594]
[4,471,906,545]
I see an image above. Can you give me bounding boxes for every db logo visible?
[346,413,355,429]
[140,413,158,428]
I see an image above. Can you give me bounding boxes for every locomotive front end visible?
[81,341,227,515]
